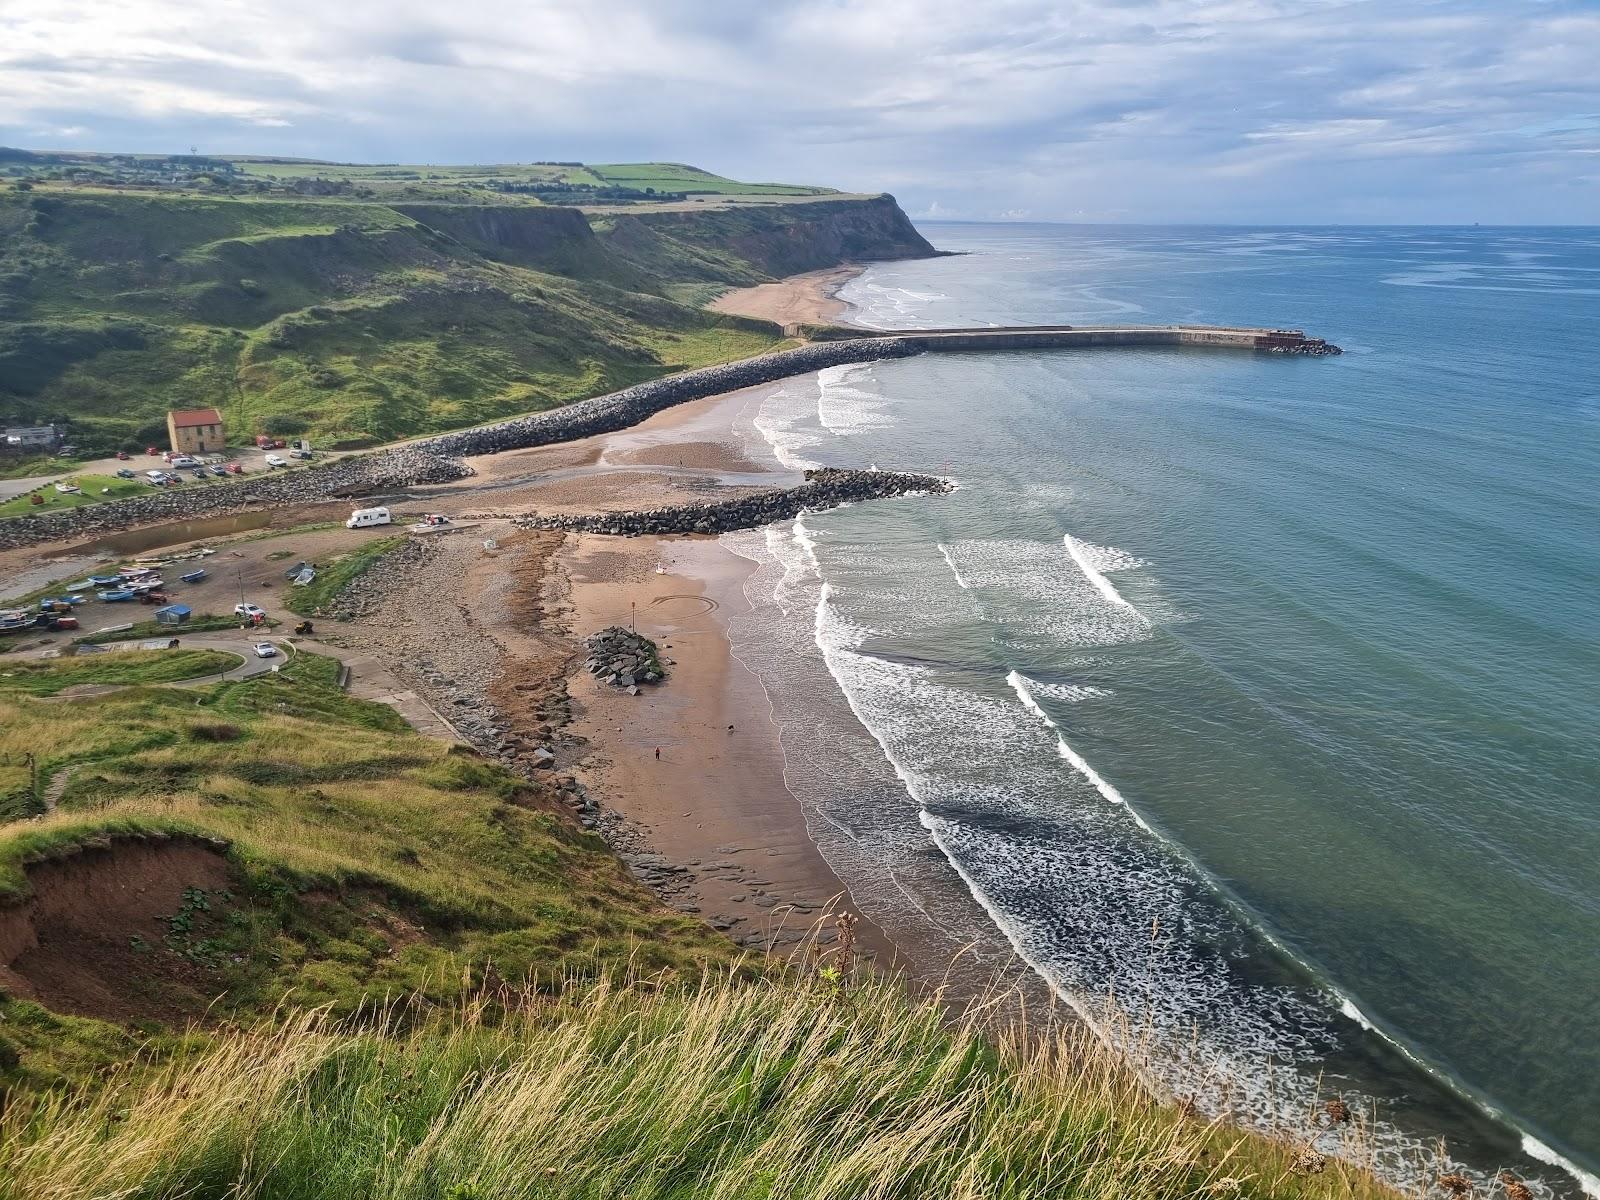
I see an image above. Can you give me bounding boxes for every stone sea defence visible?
[0,324,1337,551]
[507,468,951,537]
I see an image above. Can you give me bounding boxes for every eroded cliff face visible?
[592,195,937,285]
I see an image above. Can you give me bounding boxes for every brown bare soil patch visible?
[0,837,236,1024]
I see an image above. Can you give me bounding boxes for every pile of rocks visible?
[584,627,665,693]
[519,468,951,537]
[1266,339,1342,355]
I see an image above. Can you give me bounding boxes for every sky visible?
[1,0,1597,224]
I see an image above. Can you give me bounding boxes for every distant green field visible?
[586,162,832,196]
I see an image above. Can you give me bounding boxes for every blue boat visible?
[180,569,208,584]
[97,589,135,602]
[87,574,123,587]
[58,595,85,606]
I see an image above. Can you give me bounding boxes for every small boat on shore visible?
[180,569,208,583]
[97,589,135,602]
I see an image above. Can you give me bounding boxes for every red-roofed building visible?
[166,408,224,455]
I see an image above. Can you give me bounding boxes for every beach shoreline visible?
[706,264,865,328]
[556,531,903,970]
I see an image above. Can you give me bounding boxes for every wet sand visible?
[558,531,902,969]
[707,265,864,328]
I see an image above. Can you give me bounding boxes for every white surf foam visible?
[1523,1136,1600,1199]
[944,538,1151,648]
[1064,533,1138,609]
[816,362,896,435]
[1007,670,1154,833]
[751,379,824,471]
[935,542,971,589]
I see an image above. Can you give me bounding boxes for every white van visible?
[346,506,392,529]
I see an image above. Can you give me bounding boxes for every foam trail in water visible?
[1009,670,1156,837]
[936,543,971,589]
[1064,533,1135,609]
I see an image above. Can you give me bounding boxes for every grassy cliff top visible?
[0,149,837,206]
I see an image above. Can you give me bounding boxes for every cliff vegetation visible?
[0,162,932,455]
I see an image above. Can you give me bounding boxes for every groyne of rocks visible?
[508,468,951,537]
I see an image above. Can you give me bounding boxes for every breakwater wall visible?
[810,324,1343,356]
[0,325,1337,551]
[501,468,951,537]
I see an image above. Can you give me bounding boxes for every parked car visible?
[191,469,208,481]
[209,464,228,477]
[116,450,131,461]
[290,449,313,460]
[146,446,161,456]
[226,462,244,474]
[116,468,136,479]
[234,603,266,620]
[264,454,287,469]
[253,642,278,659]
[170,455,199,469]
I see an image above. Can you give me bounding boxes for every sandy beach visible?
[707,265,864,328]
[0,317,922,987]
[382,383,907,972]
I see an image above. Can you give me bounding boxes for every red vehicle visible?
[147,446,161,456]
[226,462,244,474]
[116,450,130,461]
[50,615,79,631]
[254,434,288,449]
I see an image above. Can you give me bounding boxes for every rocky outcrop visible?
[584,627,666,693]
[510,468,951,537]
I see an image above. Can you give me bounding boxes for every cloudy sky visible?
[1,0,1596,223]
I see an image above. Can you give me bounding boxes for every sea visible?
[720,223,1600,1197]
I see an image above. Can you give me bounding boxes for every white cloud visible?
[0,0,1594,221]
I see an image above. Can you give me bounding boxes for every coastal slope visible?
[0,182,932,454]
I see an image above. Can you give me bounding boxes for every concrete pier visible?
[802,323,1342,355]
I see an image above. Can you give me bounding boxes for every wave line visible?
[1064,533,1135,609]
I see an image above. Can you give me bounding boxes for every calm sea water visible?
[723,224,1600,1196]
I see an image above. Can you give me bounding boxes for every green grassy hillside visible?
[0,971,1400,1200]
[0,189,797,452]
[0,649,731,1087]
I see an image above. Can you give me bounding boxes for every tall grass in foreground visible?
[0,969,1399,1200]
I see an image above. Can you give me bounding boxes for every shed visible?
[153,604,192,625]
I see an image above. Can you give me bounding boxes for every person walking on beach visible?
[654,747,660,760]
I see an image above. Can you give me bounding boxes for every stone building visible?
[166,408,225,455]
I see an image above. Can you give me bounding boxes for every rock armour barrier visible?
[507,468,951,537]
[0,326,1337,551]
[0,339,917,552]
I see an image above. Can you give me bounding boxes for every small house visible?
[153,604,192,625]
[166,408,225,456]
